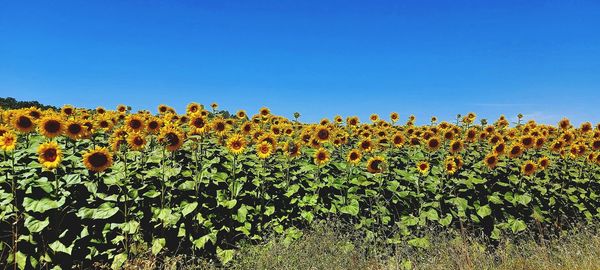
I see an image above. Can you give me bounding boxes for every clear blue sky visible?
[1,1,599,124]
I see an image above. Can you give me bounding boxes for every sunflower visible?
[284,141,302,158]
[0,131,17,152]
[83,147,113,172]
[210,102,219,110]
[347,116,359,127]
[258,133,277,146]
[334,115,343,125]
[125,115,146,133]
[240,122,255,135]
[520,135,535,149]
[493,142,506,156]
[358,139,374,152]
[37,141,62,170]
[314,125,331,142]
[189,113,208,132]
[443,129,455,141]
[484,153,499,169]
[61,105,75,116]
[259,107,271,117]
[117,104,128,113]
[347,149,362,165]
[158,126,185,152]
[366,156,385,173]
[426,137,441,152]
[508,143,524,158]
[409,136,421,146]
[465,128,478,142]
[158,104,169,114]
[147,118,162,134]
[127,132,147,151]
[226,134,247,155]
[96,107,106,114]
[12,112,35,133]
[0,125,9,137]
[186,102,202,114]
[521,160,537,176]
[65,120,85,140]
[558,118,570,130]
[449,139,464,154]
[211,118,229,136]
[390,112,399,123]
[236,110,247,119]
[38,114,64,138]
[256,141,273,159]
[391,132,405,147]
[369,114,379,123]
[313,148,330,166]
[444,158,457,175]
[96,117,113,131]
[416,161,430,175]
[591,139,600,151]
[538,156,550,170]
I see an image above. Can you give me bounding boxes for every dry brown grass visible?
[120,222,600,270]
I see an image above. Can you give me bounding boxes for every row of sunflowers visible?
[0,103,599,269]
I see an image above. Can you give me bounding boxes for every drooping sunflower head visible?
[37,114,64,138]
[127,132,147,151]
[416,161,430,175]
[313,147,330,166]
[256,141,273,159]
[82,147,113,173]
[0,131,17,152]
[37,141,62,170]
[226,134,247,155]
[366,156,385,174]
[521,160,537,176]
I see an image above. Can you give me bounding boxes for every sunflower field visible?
[0,103,599,269]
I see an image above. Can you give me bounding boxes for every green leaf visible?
[16,251,27,270]
[111,253,127,270]
[152,238,166,255]
[25,216,49,233]
[76,202,119,220]
[407,237,430,248]
[340,199,360,216]
[49,240,73,255]
[511,219,527,233]
[439,214,453,226]
[23,197,65,213]
[193,232,217,249]
[477,205,492,218]
[217,247,235,264]
[182,202,198,217]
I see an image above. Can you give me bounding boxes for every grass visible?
[120,221,600,270]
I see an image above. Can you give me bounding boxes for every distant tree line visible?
[0,97,58,110]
